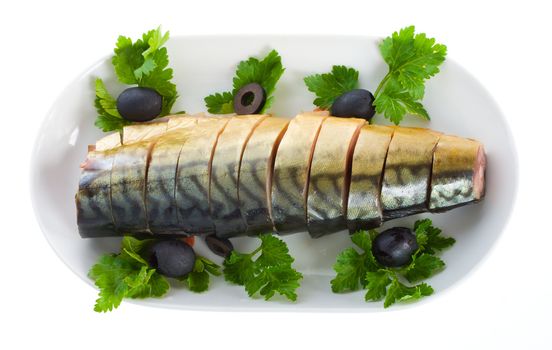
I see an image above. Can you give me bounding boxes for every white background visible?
[1,0,550,349]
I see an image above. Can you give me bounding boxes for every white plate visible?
[31,35,517,311]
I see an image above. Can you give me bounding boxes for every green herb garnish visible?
[304,25,447,125]
[178,255,222,293]
[373,26,447,124]
[205,50,285,114]
[223,234,303,301]
[95,27,178,132]
[331,219,455,308]
[303,65,359,110]
[89,237,220,312]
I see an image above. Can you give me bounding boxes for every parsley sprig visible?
[223,234,303,301]
[94,27,178,132]
[303,65,359,110]
[304,25,446,125]
[204,50,285,114]
[331,219,455,308]
[88,237,220,312]
[373,26,447,124]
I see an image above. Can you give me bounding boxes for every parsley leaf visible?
[414,218,456,254]
[403,254,445,282]
[88,249,169,313]
[94,78,131,132]
[331,219,454,308]
[384,278,433,308]
[304,65,359,109]
[97,27,178,132]
[180,256,221,293]
[374,25,447,124]
[204,50,285,114]
[223,234,303,301]
[374,79,429,124]
[364,270,392,301]
[330,230,379,293]
[204,92,234,114]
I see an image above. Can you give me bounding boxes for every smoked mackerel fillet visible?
[76,113,486,238]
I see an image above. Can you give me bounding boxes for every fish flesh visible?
[209,115,268,237]
[306,117,365,237]
[239,117,289,235]
[76,113,486,238]
[347,124,394,233]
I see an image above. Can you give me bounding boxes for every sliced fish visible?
[239,117,289,235]
[429,135,486,211]
[381,127,441,220]
[77,113,487,239]
[271,111,329,234]
[307,117,365,237]
[210,115,268,238]
[76,149,117,237]
[110,140,156,234]
[146,117,200,234]
[347,125,394,232]
[175,117,229,235]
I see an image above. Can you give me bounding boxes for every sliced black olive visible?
[205,234,234,258]
[233,83,266,115]
[371,227,418,267]
[148,239,196,278]
[116,87,163,122]
[330,89,376,121]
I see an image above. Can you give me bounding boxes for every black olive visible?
[233,83,266,115]
[205,234,234,258]
[371,227,418,267]
[116,87,163,122]
[148,239,195,278]
[330,89,376,121]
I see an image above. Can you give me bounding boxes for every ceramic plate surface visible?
[31,35,517,311]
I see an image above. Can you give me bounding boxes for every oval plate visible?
[31,35,517,311]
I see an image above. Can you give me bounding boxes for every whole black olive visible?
[148,239,195,278]
[116,87,163,122]
[205,234,234,258]
[233,83,266,115]
[371,227,418,267]
[330,89,376,121]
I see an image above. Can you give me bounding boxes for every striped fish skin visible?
[347,125,394,233]
[110,140,155,234]
[271,112,329,234]
[76,150,116,237]
[307,117,366,238]
[77,114,486,239]
[146,118,199,234]
[175,117,229,235]
[429,135,486,211]
[239,117,289,235]
[381,127,441,220]
[210,115,268,238]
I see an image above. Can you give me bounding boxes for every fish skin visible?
[77,115,486,239]
[347,125,394,233]
[429,135,485,211]
[95,132,121,152]
[307,117,366,237]
[209,115,268,238]
[110,140,155,234]
[271,112,329,234]
[381,127,441,220]
[122,122,168,144]
[175,117,229,235]
[146,117,200,234]
[239,117,289,235]
[76,150,117,237]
